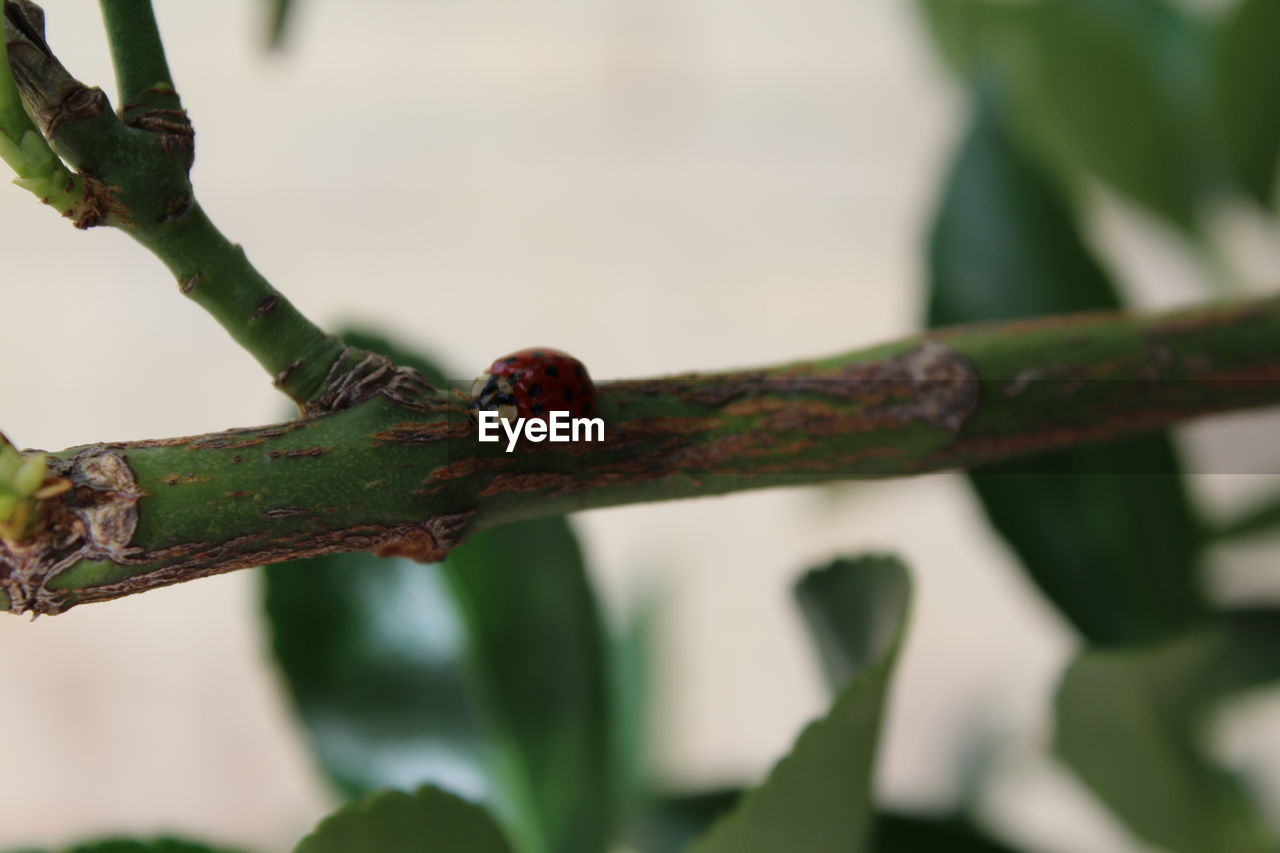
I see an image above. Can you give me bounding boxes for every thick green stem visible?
[3,294,1279,616]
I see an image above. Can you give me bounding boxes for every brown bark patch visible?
[428,457,507,482]
[266,446,331,460]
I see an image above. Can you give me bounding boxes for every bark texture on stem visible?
[3,294,1279,615]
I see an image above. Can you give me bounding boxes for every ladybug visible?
[470,347,595,423]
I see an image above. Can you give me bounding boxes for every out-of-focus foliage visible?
[917,0,1279,230]
[264,517,613,853]
[293,787,513,853]
[1000,0,1217,231]
[915,0,1022,79]
[263,550,488,798]
[1213,0,1280,207]
[916,10,1280,848]
[927,90,1206,645]
[629,790,743,853]
[872,813,1023,853]
[266,0,297,49]
[633,797,1025,853]
[1055,627,1276,852]
[11,842,248,853]
[686,557,910,853]
[444,519,614,853]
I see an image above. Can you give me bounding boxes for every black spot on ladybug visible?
[564,388,573,402]
[575,364,585,378]
[528,384,542,397]
[531,351,546,359]
[505,357,518,365]
[531,403,545,415]
[544,364,560,378]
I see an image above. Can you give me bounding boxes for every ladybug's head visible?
[469,371,519,423]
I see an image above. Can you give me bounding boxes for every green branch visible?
[98,0,192,165]
[99,0,178,106]
[2,0,346,405]
[127,202,352,404]
[3,294,1279,616]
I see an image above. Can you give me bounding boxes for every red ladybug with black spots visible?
[470,348,595,423]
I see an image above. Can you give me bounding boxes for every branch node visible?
[0,446,143,615]
[373,512,474,564]
[159,192,191,222]
[127,105,193,166]
[67,170,118,229]
[903,341,980,431]
[304,347,443,416]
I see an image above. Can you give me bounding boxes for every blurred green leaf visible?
[1218,608,1280,696]
[1213,0,1280,207]
[927,89,1207,645]
[633,793,1025,853]
[6,842,244,853]
[629,790,742,853]
[614,599,658,829]
[55,840,244,845]
[17,843,248,853]
[1007,0,1217,230]
[268,329,614,853]
[873,813,1022,853]
[794,555,1022,853]
[293,786,513,853]
[263,552,489,800]
[918,0,1220,229]
[927,89,1117,321]
[795,557,1024,852]
[971,439,1207,645]
[1213,486,1280,542]
[266,0,297,50]
[264,524,612,853]
[1055,632,1273,853]
[263,524,613,853]
[686,557,911,853]
[444,519,614,853]
[914,0,1024,78]
[795,554,911,688]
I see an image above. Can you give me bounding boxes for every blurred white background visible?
[2,1,1279,850]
